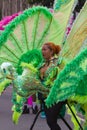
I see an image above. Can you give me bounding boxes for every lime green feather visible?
[82,104,87,130]
[21,62,38,73]
[12,94,26,124]
[0,79,11,95]
[67,105,81,130]
[12,111,22,124]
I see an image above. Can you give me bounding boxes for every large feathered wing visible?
[61,1,87,61]
[46,48,87,106]
[0,0,75,68]
[53,0,75,45]
[0,6,62,67]
[46,1,87,107]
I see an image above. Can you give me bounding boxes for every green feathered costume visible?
[0,0,87,129]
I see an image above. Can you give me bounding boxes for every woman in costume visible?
[37,42,66,130]
[0,0,87,129]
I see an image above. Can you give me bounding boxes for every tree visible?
[27,0,54,7]
[0,0,54,18]
[1,0,29,18]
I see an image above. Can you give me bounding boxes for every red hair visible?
[44,42,61,55]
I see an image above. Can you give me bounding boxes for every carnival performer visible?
[37,42,66,130]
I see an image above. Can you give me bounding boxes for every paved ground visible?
[0,87,74,130]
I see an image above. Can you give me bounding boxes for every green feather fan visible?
[0,6,62,68]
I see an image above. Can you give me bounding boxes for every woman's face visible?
[42,44,53,60]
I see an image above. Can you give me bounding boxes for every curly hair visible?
[44,42,61,55]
